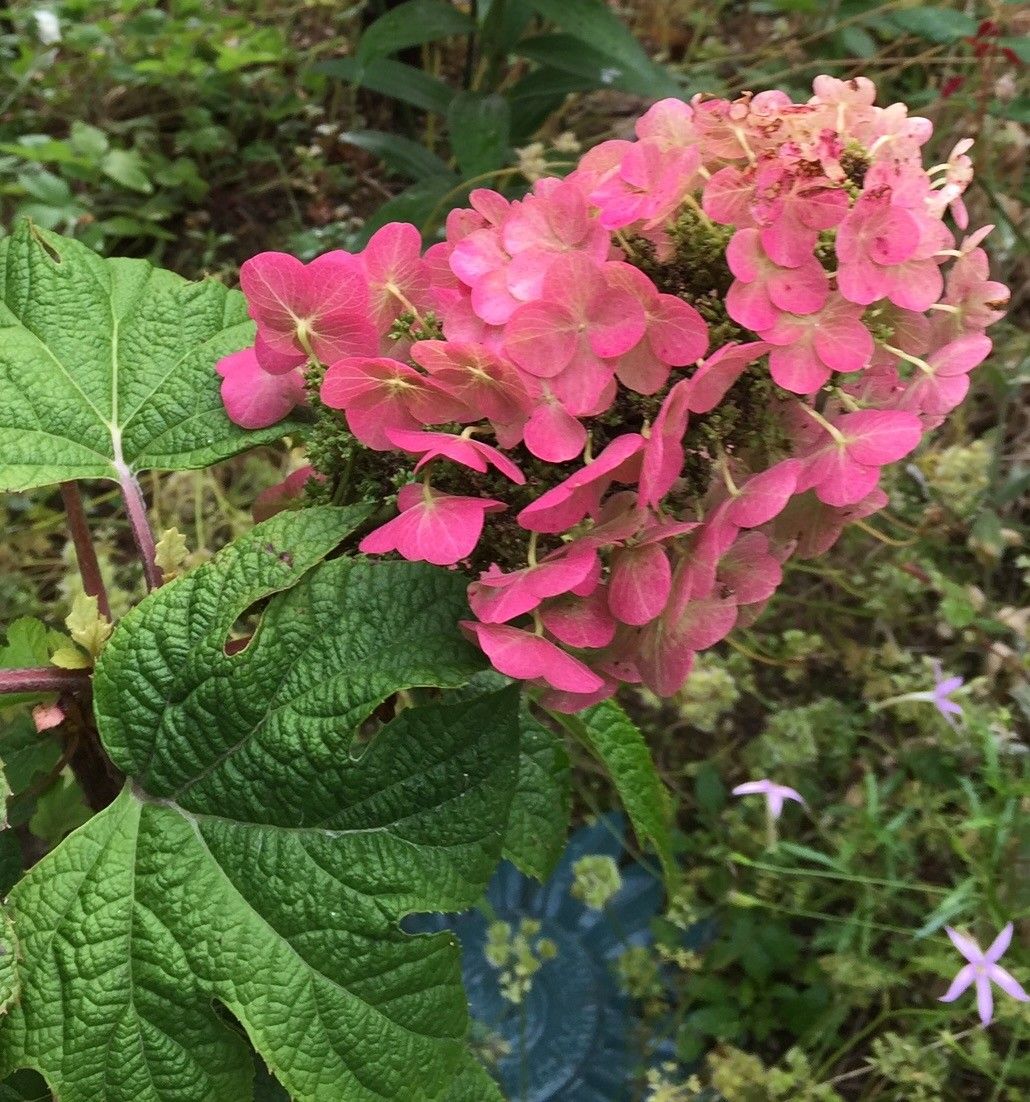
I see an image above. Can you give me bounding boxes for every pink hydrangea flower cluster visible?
[218,76,1007,712]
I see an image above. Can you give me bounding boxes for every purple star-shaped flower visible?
[930,659,964,725]
[731,779,806,819]
[939,922,1028,1026]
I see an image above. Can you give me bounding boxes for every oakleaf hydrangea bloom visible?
[939,923,1028,1025]
[731,779,806,819]
[218,76,1007,709]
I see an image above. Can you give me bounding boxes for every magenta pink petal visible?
[609,542,672,626]
[522,400,586,463]
[217,348,305,429]
[461,621,605,693]
[648,294,708,366]
[688,342,770,414]
[359,492,503,566]
[503,301,577,377]
[539,588,617,648]
[838,409,923,466]
[725,460,801,527]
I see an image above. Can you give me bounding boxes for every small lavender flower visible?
[872,659,965,727]
[731,779,805,819]
[929,660,964,724]
[939,922,1028,1026]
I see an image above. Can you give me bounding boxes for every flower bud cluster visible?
[217,76,1007,711]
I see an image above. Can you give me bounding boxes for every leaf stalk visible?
[60,481,112,620]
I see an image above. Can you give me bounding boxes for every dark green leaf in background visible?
[314,57,456,115]
[357,0,475,65]
[525,0,681,98]
[447,92,512,178]
[339,129,453,181]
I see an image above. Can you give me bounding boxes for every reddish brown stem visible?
[116,464,161,591]
[0,667,91,696]
[59,481,112,620]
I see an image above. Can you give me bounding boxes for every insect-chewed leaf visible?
[0,220,296,493]
[0,507,521,1102]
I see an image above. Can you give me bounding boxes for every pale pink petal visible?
[767,262,828,315]
[687,342,770,414]
[587,287,647,358]
[807,450,881,508]
[838,410,923,466]
[813,310,873,373]
[703,165,755,226]
[726,228,763,282]
[929,335,992,377]
[648,295,708,366]
[769,343,831,394]
[726,278,779,332]
[725,461,800,528]
[504,301,577,377]
[886,260,942,313]
[639,377,691,508]
[837,254,886,306]
[614,340,671,395]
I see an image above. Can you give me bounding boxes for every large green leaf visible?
[504,705,570,880]
[0,222,293,493]
[0,908,18,1017]
[1,507,522,1102]
[558,700,677,887]
[441,1057,504,1101]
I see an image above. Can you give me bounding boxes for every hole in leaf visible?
[29,224,63,264]
[222,599,267,657]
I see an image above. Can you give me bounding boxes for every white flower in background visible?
[33,8,61,45]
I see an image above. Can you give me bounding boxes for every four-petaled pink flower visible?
[239,251,377,365]
[940,923,1028,1026]
[726,228,828,332]
[359,484,504,566]
[732,779,807,819]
